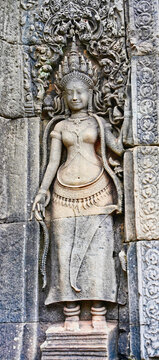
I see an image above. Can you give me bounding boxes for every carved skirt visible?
[45,172,117,304]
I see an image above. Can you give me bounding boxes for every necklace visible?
[69,115,89,125]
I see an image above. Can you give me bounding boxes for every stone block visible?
[0,323,39,360]
[40,321,118,360]
[131,55,159,145]
[0,40,25,118]
[137,241,159,359]
[124,146,159,241]
[0,0,20,43]
[129,325,141,360]
[19,322,39,360]
[0,117,39,223]
[124,150,136,241]
[128,0,158,55]
[0,323,23,360]
[134,146,159,240]
[118,326,130,359]
[127,243,140,360]
[0,221,39,323]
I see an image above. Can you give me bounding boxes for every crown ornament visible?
[55,37,98,89]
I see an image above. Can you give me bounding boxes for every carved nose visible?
[73,91,77,101]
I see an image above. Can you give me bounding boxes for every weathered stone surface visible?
[23,46,35,117]
[19,322,39,360]
[41,321,118,360]
[131,55,159,145]
[0,221,39,323]
[129,325,141,360]
[129,0,158,55]
[124,146,159,241]
[0,40,25,118]
[0,117,40,223]
[124,150,136,242]
[127,243,140,360]
[0,0,20,43]
[0,323,23,360]
[20,0,42,46]
[137,241,159,359]
[134,146,159,240]
[0,323,39,360]
[118,326,130,360]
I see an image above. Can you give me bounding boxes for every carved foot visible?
[63,304,80,331]
[91,305,107,330]
[64,315,80,331]
[91,315,107,330]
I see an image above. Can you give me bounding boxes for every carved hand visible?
[31,190,50,221]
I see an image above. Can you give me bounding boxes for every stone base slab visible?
[41,321,117,359]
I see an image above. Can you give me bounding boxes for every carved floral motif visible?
[21,0,128,119]
[133,56,158,145]
[133,0,154,41]
[134,147,159,240]
[137,241,159,358]
[23,48,35,116]
[21,0,38,11]
[129,0,158,54]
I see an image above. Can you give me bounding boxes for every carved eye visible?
[66,91,72,95]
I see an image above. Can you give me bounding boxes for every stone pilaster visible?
[125,0,159,358]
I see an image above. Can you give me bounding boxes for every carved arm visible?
[39,136,62,192]
[105,123,124,156]
[31,134,62,220]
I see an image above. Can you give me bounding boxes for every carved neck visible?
[70,111,88,119]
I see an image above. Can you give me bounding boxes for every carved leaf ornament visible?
[138,242,159,358]
[134,147,159,239]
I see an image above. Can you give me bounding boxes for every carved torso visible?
[55,117,103,187]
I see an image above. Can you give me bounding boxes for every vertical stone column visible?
[0,1,40,359]
[125,0,159,358]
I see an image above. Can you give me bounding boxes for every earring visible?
[88,89,93,115]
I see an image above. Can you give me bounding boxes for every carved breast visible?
[62,126,98,147]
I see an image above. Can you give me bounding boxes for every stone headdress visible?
[55,37,98,90]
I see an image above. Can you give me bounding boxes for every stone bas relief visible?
[129,0,157,54]
[137,241,159,359]
[132,56,158,145]
[32,39,124,332]
[134,146,159,240]
[22,0,128,120]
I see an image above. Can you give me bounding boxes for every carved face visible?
[64,79,89,112]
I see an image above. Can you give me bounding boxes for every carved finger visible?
[37,203,41,212]
[35,209,43,221]
[42,208,45,218]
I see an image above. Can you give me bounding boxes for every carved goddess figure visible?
[32,40,123,330]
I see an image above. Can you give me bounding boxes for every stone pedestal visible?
[41,321,117,360]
